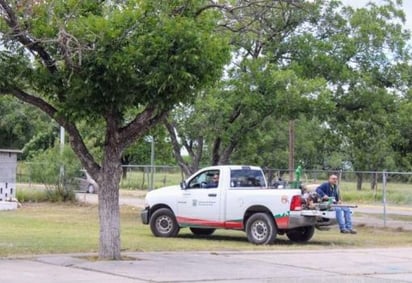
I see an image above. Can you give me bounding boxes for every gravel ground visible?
[353,212,412,231]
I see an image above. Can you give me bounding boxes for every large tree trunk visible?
[97,150,122,259]
[96,114,124,260]
[356,172,363,191]
[98,171,121,260]
[371,172,378,191]
[121,154,132,179]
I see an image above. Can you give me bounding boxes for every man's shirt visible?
[316,182,340,201]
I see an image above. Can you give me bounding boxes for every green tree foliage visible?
[306,1,411,189]
[167,0,327,175]
[263,0,411,177]
[167,0,412,182]
[0,0,230,259]
[0,96,56,153]
[391,96,412,170]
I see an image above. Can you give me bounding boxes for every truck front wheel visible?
[286,226,315,243]
[246,213,277,245]
[150,208,180,237]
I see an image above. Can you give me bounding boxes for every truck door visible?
[176,169,222,227]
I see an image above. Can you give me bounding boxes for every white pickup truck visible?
[141,165,336,244]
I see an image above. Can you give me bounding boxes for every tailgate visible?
[301,209,337,228]
[301,209,336,219]
[288,210,336,229]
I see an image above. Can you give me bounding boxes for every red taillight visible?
[290,195,302,211]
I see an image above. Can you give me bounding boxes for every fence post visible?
[382,170,387,228]
[150,137,155,191]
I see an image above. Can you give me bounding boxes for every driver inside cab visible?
[206,174,219,188]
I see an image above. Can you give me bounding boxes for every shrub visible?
[16,188,49,203]
[16,186,77,203]
[45,186,77,202]
[17,144,81,203]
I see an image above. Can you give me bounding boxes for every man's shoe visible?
[340,229,349,234]
[349,229,357,234]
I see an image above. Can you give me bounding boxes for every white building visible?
[0,149,22,210]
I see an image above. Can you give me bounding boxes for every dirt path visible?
[76,190,146,207]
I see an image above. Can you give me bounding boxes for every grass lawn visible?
[1,202,412,257]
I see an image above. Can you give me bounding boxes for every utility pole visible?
[59,126,65,186]
[288,120,295,182]
[150,136,155,191]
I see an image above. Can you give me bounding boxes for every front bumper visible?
[140,207,149,224]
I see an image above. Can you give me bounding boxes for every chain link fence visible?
[16,163,184,191]
[17,162,412,226]
[119,165,183,190]
[269,168,412,200]
[265,169,412,205]
[265,168,412,229]
[17,163,412,205]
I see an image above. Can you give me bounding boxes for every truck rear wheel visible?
[286,226,315,242]
[189,227,216,236]
[150,208,180,237]
[245,213,277,245]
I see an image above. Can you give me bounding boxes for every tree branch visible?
[0,88,100,174]
[164,118,193,176]
[211,137,221,165]
[0,0,58,74]
[220,137,239,164]
[0,87,57,117]
[119,106,167,150]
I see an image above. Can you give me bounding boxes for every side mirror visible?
[180,181,187,190]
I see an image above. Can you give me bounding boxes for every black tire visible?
[189,227,216,236]
[87,184,95,194]
[149,208,180,237]
[286,226,315,243]
[245,213,277,245]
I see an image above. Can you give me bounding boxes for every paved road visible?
[2,248,412,282]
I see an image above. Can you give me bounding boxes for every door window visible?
[230,168,264,188]
[187,170,220,189]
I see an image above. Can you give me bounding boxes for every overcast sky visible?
[341,0,412,32]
